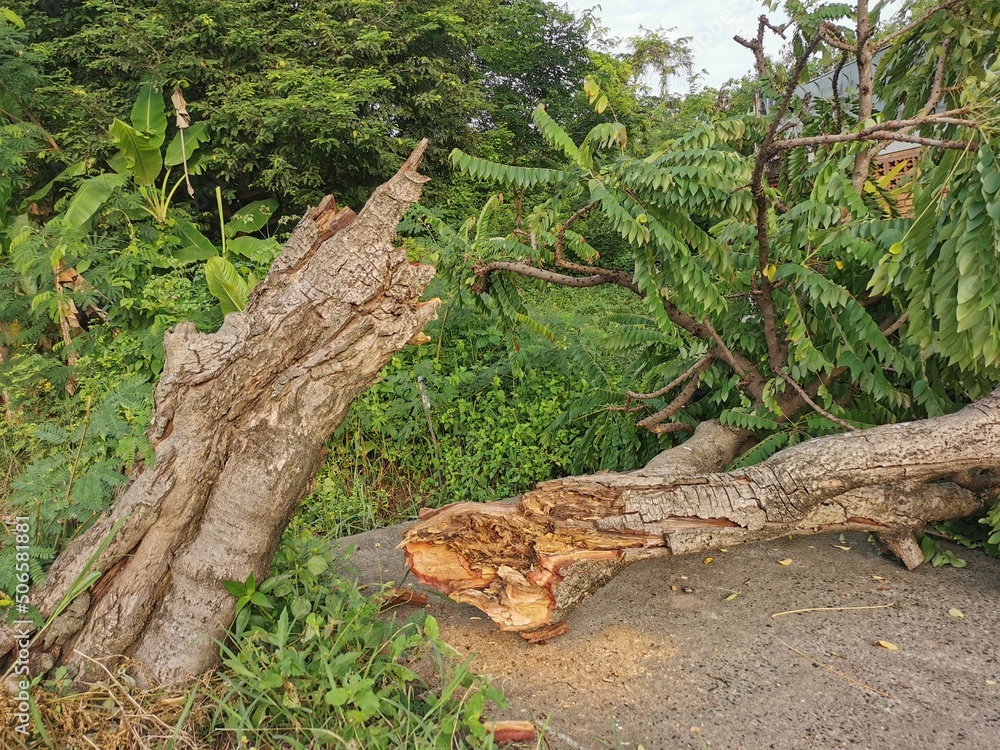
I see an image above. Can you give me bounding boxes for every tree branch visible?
[778,370,858,431]
[750,33,821,374]
[635,358,713,433]
[851,0,877,193]
[880,0,967,47]
[772,109,977,152]
[818,23,857,52]
[916,39,952,119]
[626,352,716,401]
[472,260,639,293]
[831,51,848,131]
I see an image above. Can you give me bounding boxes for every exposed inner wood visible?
[403,397,1000,638]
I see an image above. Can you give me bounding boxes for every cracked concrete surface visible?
[338,525,1000,749]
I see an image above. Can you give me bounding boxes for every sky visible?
[562,2,908,90]
[562,0,773,88]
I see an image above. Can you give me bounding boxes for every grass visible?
[1,527,508,749]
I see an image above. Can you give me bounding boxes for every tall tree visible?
[12,0,496,209]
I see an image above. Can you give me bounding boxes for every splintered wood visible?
[402,405,1000,639]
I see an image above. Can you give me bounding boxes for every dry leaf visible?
[719,548,728,552]
[483,721,536,743]
[874,640,899,651]
[987,680,997,686]
[872,575,888,582]
[723,591,742,601]
[778,559,793,566]
[704,557,714,564]
[949,608,965,618]
[171,87,191,128]
[832,544,852,551]
[378,588,428,608]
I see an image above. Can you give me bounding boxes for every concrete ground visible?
[338,524,1000,749]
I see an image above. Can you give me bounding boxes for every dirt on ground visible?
[340,524,1000,749]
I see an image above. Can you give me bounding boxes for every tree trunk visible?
[0,143,438,686]
[402,394,1000,639]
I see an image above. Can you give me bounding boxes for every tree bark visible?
[1,143,438,686]
[402,393,1000,638]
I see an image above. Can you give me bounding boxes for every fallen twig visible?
[771,603,897,618]
[776,639,896,700]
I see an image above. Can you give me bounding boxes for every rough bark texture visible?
[402,392,1000,637]
[0,144,438,686]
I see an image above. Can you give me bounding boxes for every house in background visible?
[793,47,931,214]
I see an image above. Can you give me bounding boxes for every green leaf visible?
[249,591,272,609]
[61,173,128,228]
[129,82,167,147]
[172,221,219,262]
[227,236,278,263]
[205,257,250,315]
[109,119,163,186]
[2,8,25,27]
[19,161,88,212]
[164,121,210,167]
[305,555,329,576]
[290,596,312,619]
[324,687,350,707]
[225,199,278,238]
[424,615,440,640]
[220,580,246,598]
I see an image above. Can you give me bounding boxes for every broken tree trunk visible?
[0,142,438,686]
[402,393,1000,639]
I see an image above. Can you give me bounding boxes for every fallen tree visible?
[403,400,999,638]
[403,0,1000,639]
[1,142,438,686]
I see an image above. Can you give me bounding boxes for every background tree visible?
[12,0,496,210]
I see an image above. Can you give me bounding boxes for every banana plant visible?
[204,187,280,315]
[107,82,210,225]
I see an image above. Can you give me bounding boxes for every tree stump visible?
[1,142,438,686]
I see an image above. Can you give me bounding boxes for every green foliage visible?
[919,535,968,569]
[13,0,502,210]
[211,527,503,749]
[205,256,249,315]
[0,375,153,599]
[439,0,1000,450]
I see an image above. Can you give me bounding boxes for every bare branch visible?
[777,371,858,431]
[627,352,716,401]
[881,311,909,337]
[773,110,978,152]
[646,421,696,435]
[819,22,857,52]
[831,51,848,131]
[635,358,713,432]
[851,0,877,192]
[472,260,638,293]
[916,39,952,119]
